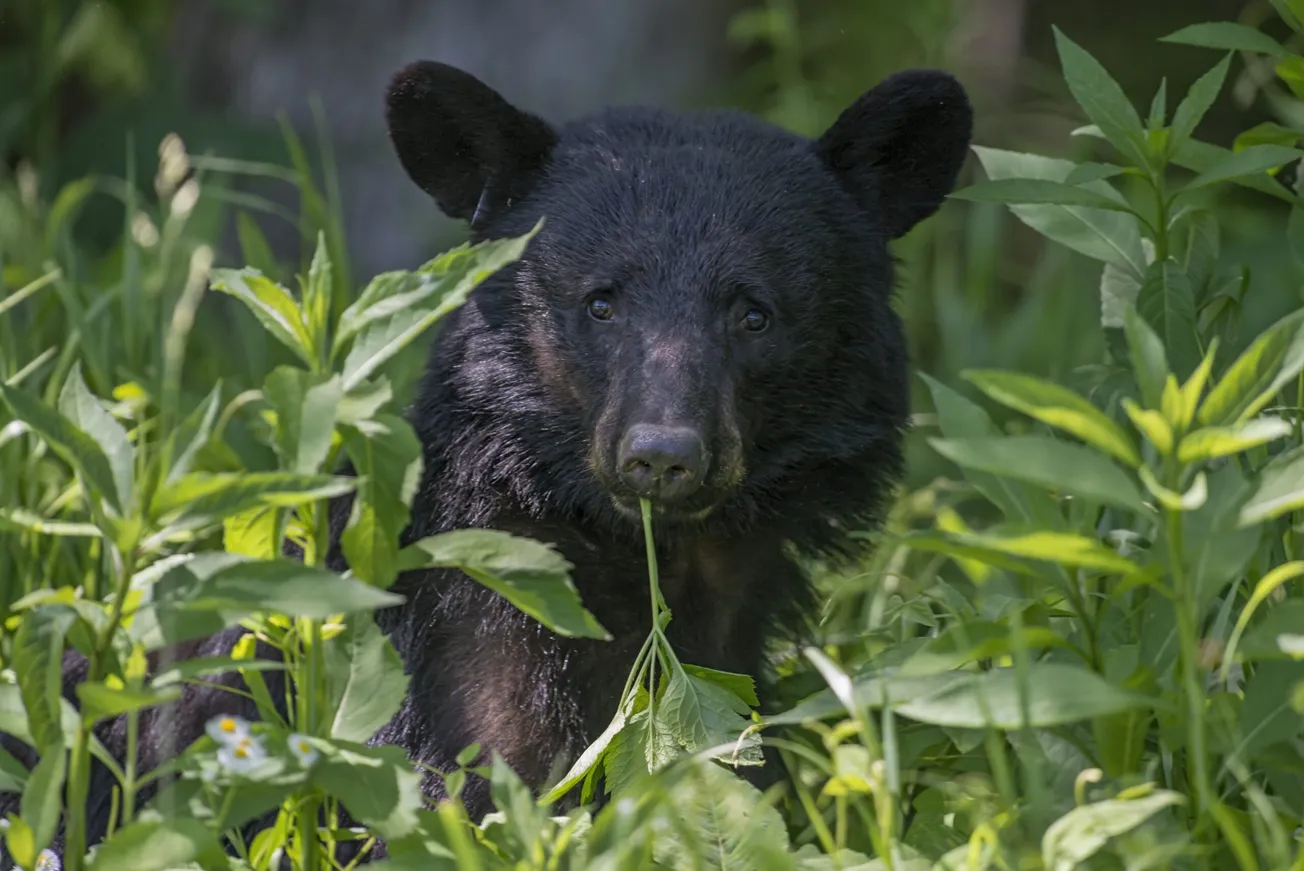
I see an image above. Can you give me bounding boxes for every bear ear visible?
[386,61,558,225]
[814,69,973,239]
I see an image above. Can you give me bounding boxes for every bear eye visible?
[741,308,769,333]
[587,295,616,322]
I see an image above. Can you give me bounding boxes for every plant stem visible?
[1165,508,1210,824]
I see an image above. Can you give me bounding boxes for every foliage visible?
[4,2,1304,870]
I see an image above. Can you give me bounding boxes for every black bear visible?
[0,60,972,866]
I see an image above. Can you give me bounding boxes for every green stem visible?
[1165,509,1211,825]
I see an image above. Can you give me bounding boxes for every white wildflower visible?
[287,733,320,767]
[217,735,268,775]
[34,849,61,871]
[205,714,252,745]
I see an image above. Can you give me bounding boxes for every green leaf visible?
[1177,417,1293,463]
[682,665,760,708]
[398,529,609,640]
[1224,563,1304,669]
[1065,162,1129,184]
[235,211,280,279]
[339,223,540,392]
[929,435,1148,514]
[1053,28,1149,167]
[0,507,101,538]
[950,179,1136,212]
[21,743,65,861]
[86,818,227,871]
[210,267,313,366]
[13,605,76,752]
[1277,56,1304,101]
[327,613,410,743]
[1139,466,1208,512]
[962,369,1141,466]
[341,414,424,588]
[971,147,1146,272]
[1170,53,1232,153]
[1181,144,1304,192]
[222,505,278,559]
[1237,600,1304,662]
[1159,22,1289,58]
[540,709,629,803]
[310,741,424,841]
[264,367,342,474]
[1172,137,1299,204]
[1199,308,1304,425]
[334,271,448,352]
[900,528,1143,578]
[1136,260,1200,381]
[75,680,181,724]
[651,762,792,870]
[1239,446,1304,526]
[1122,304,1169,410]
[129,553,404,649]
[660,665,763,765]
[58,365,134,514]
[0,381,126,515]
[161,382,221,485]
[895,663,1150,729]
[1042,790,1184,871]
[149,471,355,529]
[303,230,333,353]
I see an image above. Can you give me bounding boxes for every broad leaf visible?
[398,529,609,640]
[1137,260,1200,382]
[264,367,342,474]
[310,741,425,841]
[1159,22,1289,57]
[971,147,1146,272]
[1042,790,1184,871]
[1177,417,1292,463]
[1122,304,1169,410]
[1239,446,1304,526]
[962,369,1141,466]
[1053,28,1149,167]
[660,665,763,765]
[13,605,76,751]
[652,762,792,871]
[1181,144,1304,192]
[950,178,1135,213]
[1199,308,1304,425]
[86,818,227,871]
[895,663,1150,729]
[327,613,410,743]
[341,414,424,588]
[1237,600,1304,662]
[75,681,181,724]
[210,268,313,365]
[0,381,126,514]
[21,745,65,862]
[58,365,134,514]
[930,435,1148,514]
[150,471,355,529]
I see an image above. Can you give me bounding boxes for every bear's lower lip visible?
[609,494,721,523]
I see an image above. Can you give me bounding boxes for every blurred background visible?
[0,0,1293,494]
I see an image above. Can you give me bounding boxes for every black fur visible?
[0,61,971,866]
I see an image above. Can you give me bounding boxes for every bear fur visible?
[0,60,971,866]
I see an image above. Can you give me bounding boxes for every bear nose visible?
[618,424,705,502]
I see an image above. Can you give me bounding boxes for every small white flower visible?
[34,849,61,871]
[287,733,320,767]
[217,735,267,775]
[205,714,252,745]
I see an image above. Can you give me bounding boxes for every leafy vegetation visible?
[5,1,1304,869]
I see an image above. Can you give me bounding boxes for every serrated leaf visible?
[1053,28,1149,167]
[930,435,1148,514]
[540,709,629,803]
[660,666,763,766]
[398,529,609,639]
[210,267,313,365]
[1182,144,1304,192]
[652,762,792,870]
[1159,22,1289,57]
[1199,308,1304,425]
[328,613,410,743]
[971,147,1146,272]
[682,665,760,708]
[962,369,1141,466]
